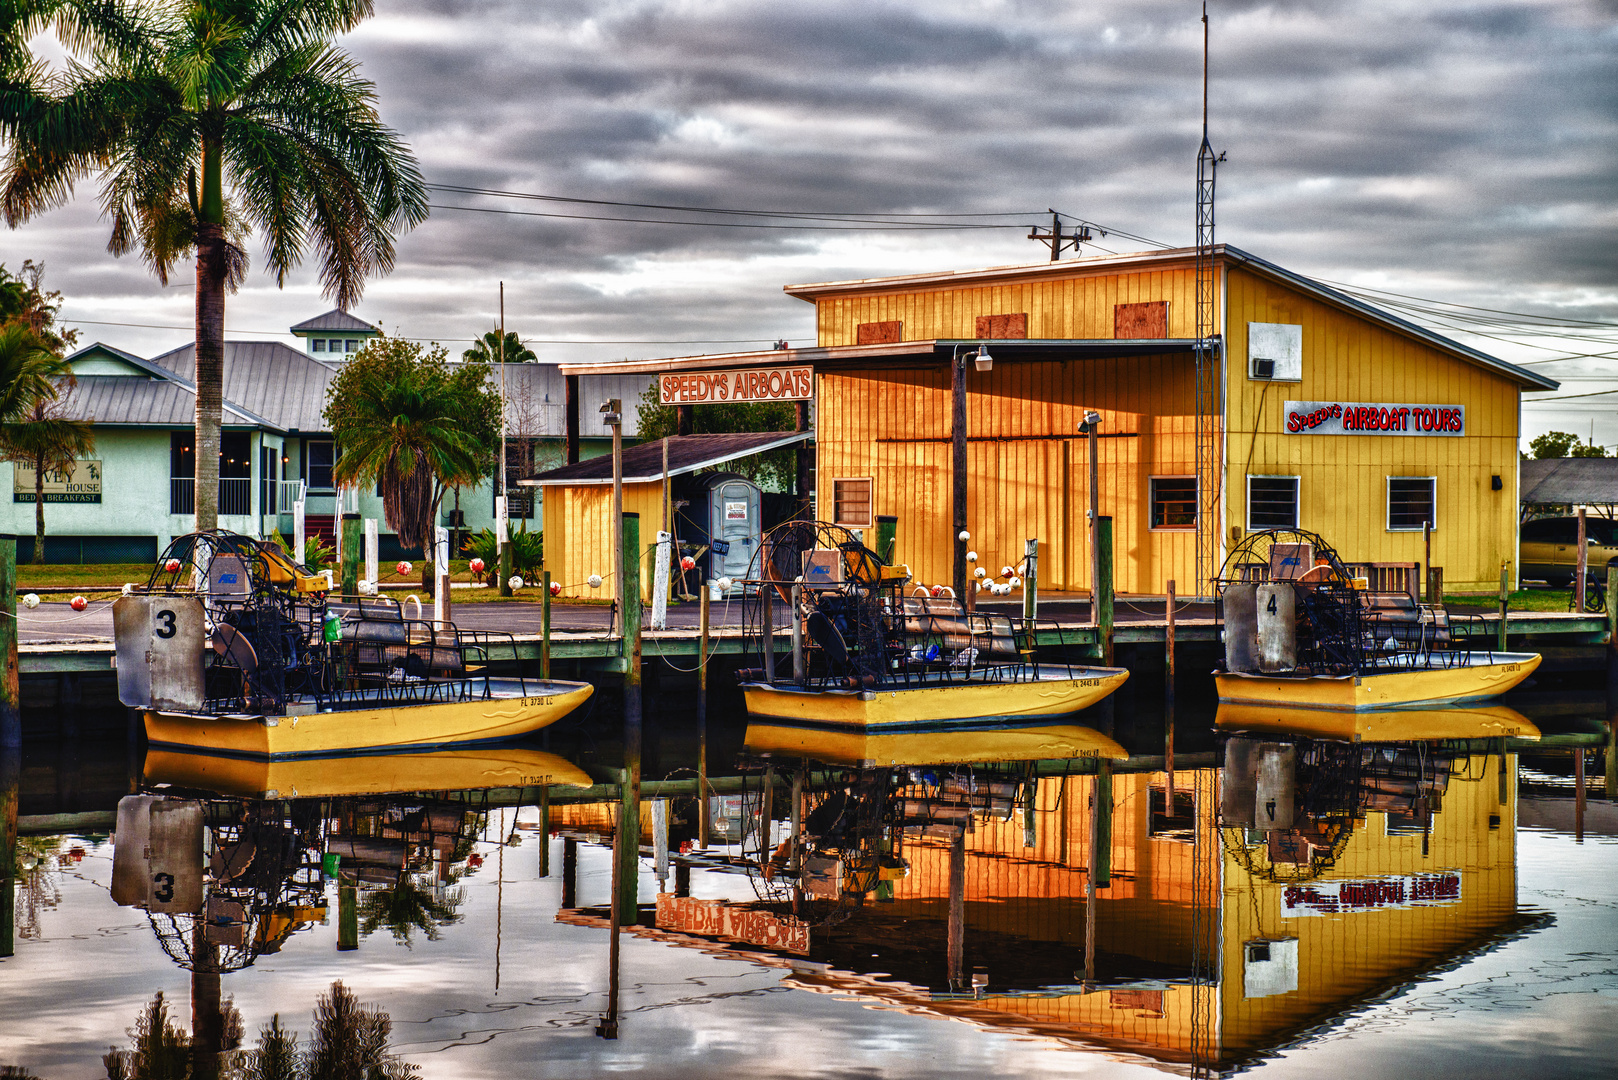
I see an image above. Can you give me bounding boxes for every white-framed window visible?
[1247,475,1299,531]
[311,338,326,352]
[1387,477,1436,532]
[1149,475,1198,530]
[831,477,873,528]
[346,338,359,353]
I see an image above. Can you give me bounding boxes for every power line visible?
[427,202,1023,231]
[60,316,795,345]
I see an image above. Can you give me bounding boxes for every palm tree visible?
[0,323,66,423]
[0,393,94,564]
[0,1,428,532]
[325,337,500,593]
[463,329,537,365]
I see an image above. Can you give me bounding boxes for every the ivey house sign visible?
[660,366,813,405]
[14,459,102,503]
[1285,401,1465,436]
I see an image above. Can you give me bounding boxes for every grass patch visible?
[1445,588,1583,613]
[15,563,154,589]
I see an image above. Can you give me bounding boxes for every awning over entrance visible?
[519,431,812,487]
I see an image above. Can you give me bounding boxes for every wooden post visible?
[1098,517,1115,665]
[1422,519,1431,604]
[947,829,965,985]
[1023,537,1039,627]
[1575,746,1585,843]
[561,837,578,908]
[539,786,551,877]
[1094,759,1112,886]
[1429,567,1444,608]
[1088,419,1100,625]
[1498,563,1509,653]
[790,769,804,914]
[875,514,897,564]
[761,580,775,685]
[340,513,362,597]
[1062,440,1072,588]
[698,588,710,847]
[603,789,623,1040]
[1165,579,1177,795]
[796,399,813,518]
[541,570,552,679]
[0,535,17,749]
[652,798,669,892]
[611,407,624,637]
[564,374,580,464]
[759,764,775,865]
[499,510,513,598]
[952,350,969,601]
[1576,508,1589,611]
[1,746,16,958]
[336,877,357,951]
[1606,566,1618,798]
[618,511,642,927]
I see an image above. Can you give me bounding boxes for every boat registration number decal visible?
[521,696,556,706]
[1504,664,1519,672]
[1078,678,1102,687]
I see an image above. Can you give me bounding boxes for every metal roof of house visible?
[520,431,811,486]
[148,340,335,432]
[488,362,654,438]
[55,375,264,427]
[289,309,379,333]
[1520,458,1618,504]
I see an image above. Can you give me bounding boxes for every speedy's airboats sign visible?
[1285,400,1465,436]
[660,365,813,405]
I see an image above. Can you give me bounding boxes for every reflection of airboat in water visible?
[110,760,525,972]
[733,521,1128,734]
[1213,528,1540,710]
[112,530,594,758]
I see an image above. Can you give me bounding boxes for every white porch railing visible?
[273,479,307,514]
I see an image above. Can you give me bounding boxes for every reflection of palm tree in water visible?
[358,873,464,946]
[103,982,416,1080]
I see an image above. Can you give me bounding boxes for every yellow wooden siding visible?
[543,480,664,602]
[817,355,1218,595]
[815,264,1203,344]
[1223,267,1521,590]
[1218,752,1515,1054]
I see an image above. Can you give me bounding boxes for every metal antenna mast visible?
[1193,1,1225,598]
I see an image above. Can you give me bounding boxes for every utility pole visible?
[498,284,512,597]
[1026,210,1095,261]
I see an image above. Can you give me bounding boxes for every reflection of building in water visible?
[623,742,1522,1071]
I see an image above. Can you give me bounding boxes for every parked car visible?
[1520,515,1618,586]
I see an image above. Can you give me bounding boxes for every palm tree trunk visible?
[32,451,44,564]
[194,220,225,534]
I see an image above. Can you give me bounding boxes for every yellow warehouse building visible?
[552,244,1554,597]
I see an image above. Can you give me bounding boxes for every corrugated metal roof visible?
[777,244,1558,392]
[1520,458,1618,504]
[289,309,379,332]
[522,431,810,486]
[55,376,261,426]
[149,341,334,431]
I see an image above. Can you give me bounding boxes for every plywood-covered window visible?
[1247,475,1299,531]
[974,313,1027,339]
[856,320,903,345]
[832,477,873,527]
[1149,476,1198,530]
[1114,301,1168,338]
[1387,477,1436,532]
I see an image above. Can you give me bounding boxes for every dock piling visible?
[336,876,357,951]
[947,829,966,985]
[1166,579,1176,794]
[1097,517,1115,664]
[1498,563,1509,653]
[340,513,361,597]
[1,535,17,749]
[541,570,552,680]
[792,584,805,683]
[1024,538,1039,628]
[1094,759,1112,887]
[538,787,551,877]
[562,837,578,908]
[617,512,643,927]
[1,745,16,958]
[698,588,710,847]
[1577,509,1589,612]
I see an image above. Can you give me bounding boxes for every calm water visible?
[3,691,1617,1078]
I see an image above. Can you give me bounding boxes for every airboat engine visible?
[1223,581,1299,674]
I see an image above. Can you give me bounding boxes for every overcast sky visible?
[10,1,1618,442]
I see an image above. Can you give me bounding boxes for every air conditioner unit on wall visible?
[1251,357,1276,379]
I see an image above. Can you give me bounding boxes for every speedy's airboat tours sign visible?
[1285,400,1465,437]
[660,365,813,405]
